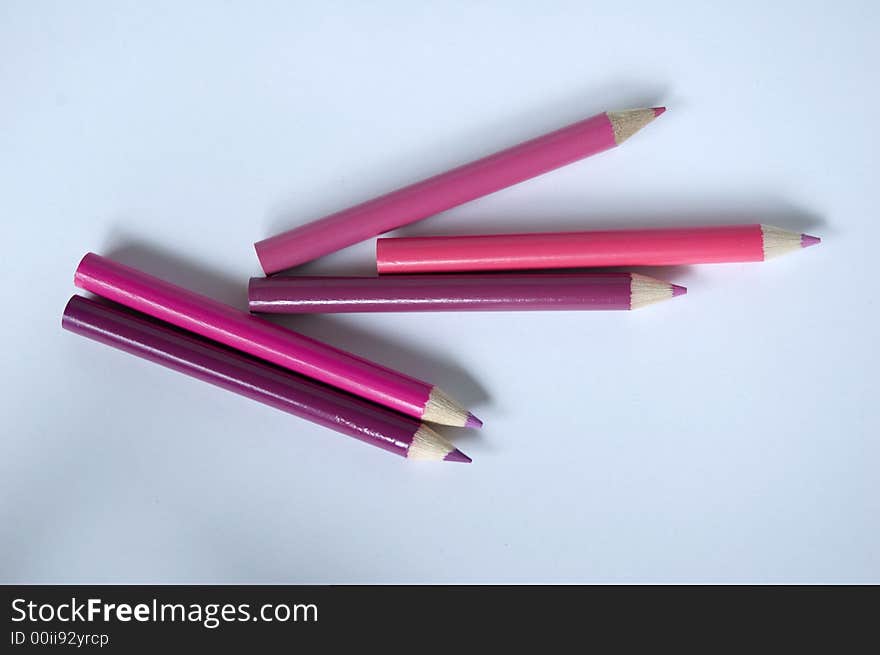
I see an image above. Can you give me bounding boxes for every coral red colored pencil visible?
[254,107,665,273]
[376,224,821,273]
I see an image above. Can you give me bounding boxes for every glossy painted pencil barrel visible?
[61,296,467,461]
[248,273,685,313]
[377,224,820,273]
[254,108,664,274]
[73,253,468,424]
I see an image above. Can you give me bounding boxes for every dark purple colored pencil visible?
[248,273,686,314]
[61,295,470,462]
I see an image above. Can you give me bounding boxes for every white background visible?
[2,1,877,583]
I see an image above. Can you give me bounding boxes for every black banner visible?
[1,585,875,650]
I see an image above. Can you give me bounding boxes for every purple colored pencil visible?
[248,273,686,313]
[61,295,470,462]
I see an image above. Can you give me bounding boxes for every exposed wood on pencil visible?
[608,107,665,145]
[407,425,472,462]
[630,274,686,310]
[761,224,820,259]
[423,387,482,429]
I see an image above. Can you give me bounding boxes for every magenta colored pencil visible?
[254,107,665,273]
[74,253,481,428]
[62,295,469,462]
[248,273,686,313]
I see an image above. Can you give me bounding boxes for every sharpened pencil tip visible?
[801,234,821,248]
[653,106,666,117]
[607,109,664,145]
[444,448,472,463]
[672,284,687,297]
[464,413,483,429]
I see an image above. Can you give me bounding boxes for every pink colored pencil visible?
[254,107,665,273]
[74,253,481,428]
[376,224,822,273]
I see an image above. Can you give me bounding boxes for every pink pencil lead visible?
[653,106,666,117]
[672,284,687,297]
[464,413,483,429]
[444,449,472,464]
[801,234,821,248]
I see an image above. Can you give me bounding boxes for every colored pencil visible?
[74,253,481,428]
[62,295,470,462]
[254,107,665,274]
[376,224,822,273]
[248,273,685,313]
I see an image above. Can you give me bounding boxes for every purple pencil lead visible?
[444,449,472,464]
[801,234,821,248]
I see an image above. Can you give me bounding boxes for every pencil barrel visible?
[376,224,767,273]
[248,273,636,313]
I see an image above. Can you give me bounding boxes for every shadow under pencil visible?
[268,312,492,410]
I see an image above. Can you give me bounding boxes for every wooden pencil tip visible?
[444,449,472,463]
[801,234,821,248]
[423,387,475,428]
[630,273,683,309]
[607,108,663,145]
